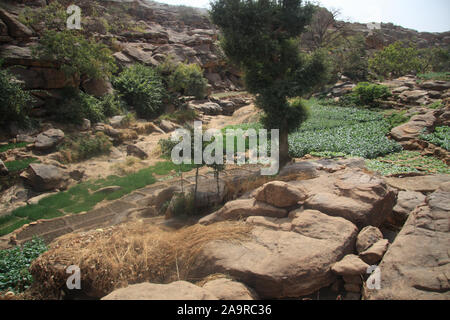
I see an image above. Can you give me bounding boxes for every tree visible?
[210,0,328,166]
[368,41,429,79]
[302,7,349,51]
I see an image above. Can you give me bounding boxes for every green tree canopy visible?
[210,0,328,165]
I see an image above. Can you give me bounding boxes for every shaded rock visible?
[202,278,257,300]
[331,254,370,276]
[109,116,126,129]
[419,81,450,91]
[192,210,358,298]
[79,119,91,132]
[391,191,426,225]
[189,101,222,115]
[344,283,361,293]
[126,144,148,160]
[356,226,383,254]
[21,163,67,191]
[359,239,389,265]
[101,281,217,300]
[34,129,64,151]
[364,190,450,300]
[69,170,84,181]
[199,198,287,225]
[0,9,33,38]
[343,275,363,285]
[254,181,309,208]
[159,120,177,133]
[0,159,8,176]
[82,78,113,98]
[16,134,35,143]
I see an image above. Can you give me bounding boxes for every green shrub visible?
[34,30,117,80]
[353,82,392,107]
[417,72,450,82]
[168,63,208,99]
[422,47,450,72]
[0,237,47,293]
[113,64,166,119]
[18,1,67,31]
[420,126,449,151]
[59,132,112,163]
[52,88,105,124]
[0,67,34,126]
[98,93,124,117]
[369,41,429,79]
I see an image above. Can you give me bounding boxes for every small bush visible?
[168,63,208,99]
[0,237,47,293]
[113,64,166,119]
[0,67,34,127]
[353,82,392,107]
[52,88,105,124]
[59,132,112,163]
[98,93,124,117]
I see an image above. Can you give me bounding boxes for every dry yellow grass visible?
[29,220,252,299]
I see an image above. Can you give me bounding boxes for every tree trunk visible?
[279,129,291,168]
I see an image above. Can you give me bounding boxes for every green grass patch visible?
[0,142,29,153]
[288,99,402,159]
[159,109,198,124]
[0,161,197,235]
[0,237,47,293]
[366,151,450,176]
[417,72,450,81]
[4,158,39,173]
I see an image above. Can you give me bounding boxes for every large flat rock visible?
[364,190,450,300]
[385,175,450,193]
[192,210,358,299]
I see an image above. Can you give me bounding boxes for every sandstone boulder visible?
[359,239,389,265]
[102,281,217,300]
[21,163,67,191]
[331,254,370,276]
[34,129,65,151]
[254,181,309,208]
[0,159,8,176]
[82,78,113,98]
[391,191,426,225]
[126,144,148,160]
[202,278,257,300]
[193,210,358,298]
[364,190,450,300]
[356,226,384,254]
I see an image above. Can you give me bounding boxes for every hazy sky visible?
[152,0,450,33]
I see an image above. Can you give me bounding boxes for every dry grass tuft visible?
[29,220,252,299]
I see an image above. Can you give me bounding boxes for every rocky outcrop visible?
[391,191,426,225]
[364,188,450,300]
[0,159,9,176]
[192,210,358,299]
[0,8,33,39]
[253,181,309,208]
[356,226,384,254]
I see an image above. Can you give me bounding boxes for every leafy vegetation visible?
[50,87,106,124]
[0,237,47,293]
[366,151,450,176]
[0,66,34,127]
[113,64,166,119]
[34,30,117,80]
[168,63,208,99]
[417,72,450,82]
[420,126,450,151]
[58,132,112,163]
[288,100,402,159]
[369,41,429,79]
[159,109,198,124]
[353,82,392,106]
[384,110,411,129]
